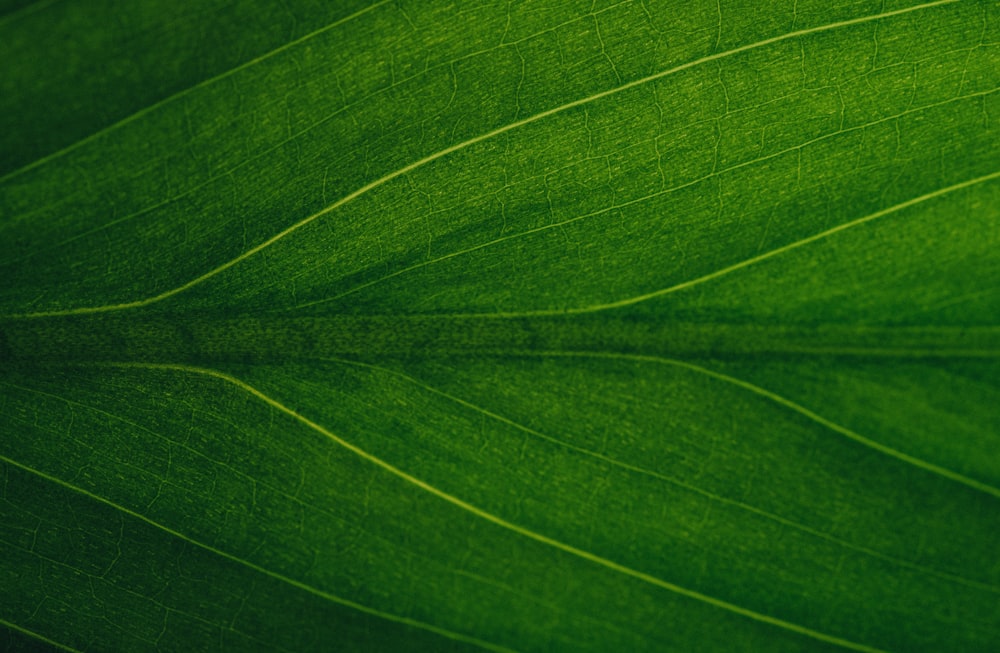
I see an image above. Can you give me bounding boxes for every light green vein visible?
[0,454,518,653]
[0,0,392,184]
[7,0,957,319]
[0,4,657,249]
[115,361,889,653]
[1,374,580,634]
[526,351,1000,500]
[298,88,998,312]
[0,616,80,653]
[322,355,1000,594]
[466,169,1000,317]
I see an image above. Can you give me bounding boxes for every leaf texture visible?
[1,0,999,651]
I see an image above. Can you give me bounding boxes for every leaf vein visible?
[0,0,393,184]
[524,351,1000,499]
[0,616,80,653]
[296,88,998,312]
[469,169,1000,317]
[0,453,517,653]
[322,356,1000,594]
[7,0,958,319]
[115,361,889,653]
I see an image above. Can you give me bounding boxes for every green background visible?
[1,0,998,651]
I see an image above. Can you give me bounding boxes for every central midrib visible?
[3,313,998,364]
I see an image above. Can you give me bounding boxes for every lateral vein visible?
[323,356,1000,593]
[525,351,1000,499]
[114,361,889,653]
[0,617,80,653]
[0,453,518,653]
[6,0,958,319]
[466,169,1000,317]
[300,89,997,312]
[0,0,392,184]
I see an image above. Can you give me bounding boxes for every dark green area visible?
[3,314,1000,363]
[0,0,374,175]
[1,1,998,652]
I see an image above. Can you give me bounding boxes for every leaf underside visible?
[1,1,999,651]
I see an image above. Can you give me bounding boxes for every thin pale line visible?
[295,88,997,312]
[525,351,1000,499]
[0,617,80,653]
[0,0,392,184]
[323,355,1000,593]
[112,361,888,652]
[7,0,957,319]
[0,3,678,264]
[0,454,518,653]
[0,5,679,246]
[464,169,1000,318]
[1,377,562,644]
[767,346,1000,358]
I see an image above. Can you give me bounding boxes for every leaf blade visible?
[2,0,999,650]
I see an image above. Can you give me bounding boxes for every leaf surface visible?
[1,1,999,651]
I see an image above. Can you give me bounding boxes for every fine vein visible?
[7,0,957,319]
[525,351,1000,499]
[454,170,1000,317]
[0,617,80,653]
[0,0,392,184]
[303,90,997,312]
[0,454,517,653]
[323,355,1000,593]
[115,361,888,653]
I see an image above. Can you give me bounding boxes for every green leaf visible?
[1,0,998,651]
